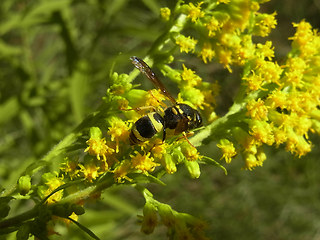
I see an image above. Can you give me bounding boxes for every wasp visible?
[129,56,202,145]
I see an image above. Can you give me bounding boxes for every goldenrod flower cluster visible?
[156,1,319,170]
[70,1,320,185]
[235,20,320,169]
[36,0,320,238]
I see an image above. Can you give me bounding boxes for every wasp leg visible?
[178,132,197,149]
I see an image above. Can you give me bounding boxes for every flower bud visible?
[184,160,200,179]
[89,127,102,139]
[158,204,175,227]
[18,175,31,196]
[125,89,148,108]
[141,202,157,234]
[163,154,177,174]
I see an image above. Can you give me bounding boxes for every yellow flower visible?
[286,91,306,114]
[181,64,202,87]
[290,20,318,58]
[246,98,269,121]
[85,136,115,161]
[160,7,171,21]
[187,2,205,23]
[217,139,237,164]
[241,136,260,155]
[285,129,312,157]
[201,87,218,111]
[131,151,159,173]
[181,144,201,162]
[107,117,130,151]
[220,33,241,49]
[205,16,221,37]
[60,158,80,180]
[256,148,267,164]
[151,139,167,160]
[200,42,215,64]
[283,57,307,88]
[273,127,288,146]
[256,41,274,60]
[255,59,283,85]
[113,160,132,183]
[236,35,256,64]
[145,89,167,109]
[268,110,291,129]
[244,148,266,170]
[291,20,313,46]
[79,162,101,182]
[265,90,288,109]
[178,87,205,110]
[244,153,258,170]
[249,120,274,146]
[243,71,264,92]
[253,12,277,37]
[64,212,79,224]
[291,114,312,136]
[175,35,198,53]
[216,47,233,72]
[39,173,65,204]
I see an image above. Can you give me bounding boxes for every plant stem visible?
[0,207,37,229]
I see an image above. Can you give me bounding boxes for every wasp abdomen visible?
[129,112,164,145]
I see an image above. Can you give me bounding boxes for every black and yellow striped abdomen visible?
[129,112,164,144]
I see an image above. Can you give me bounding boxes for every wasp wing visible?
[130,56,177,104]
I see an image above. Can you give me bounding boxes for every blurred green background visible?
[1,0,320,239]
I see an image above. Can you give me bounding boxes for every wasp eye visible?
[195,111,202,127]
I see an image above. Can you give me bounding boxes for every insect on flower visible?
[129,56,202,145]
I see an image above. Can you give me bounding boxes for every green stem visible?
[0,175,114,230]
[0,207,37,229]
[190,102,246,146]
[67,217,100,240]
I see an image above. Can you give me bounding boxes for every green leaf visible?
[129,173,166,186]
[105,0,129,21]
[20,0,73,27]
[67,217,100,240]
[0,39,21,58]
[0,97,19,126]
[23,161,50,177]
[102,192,136,214]
[0,197,13,219]
[69,62,89,123]
[141,0,161,15]
[16,223,31,240]
[201,156,228,175]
